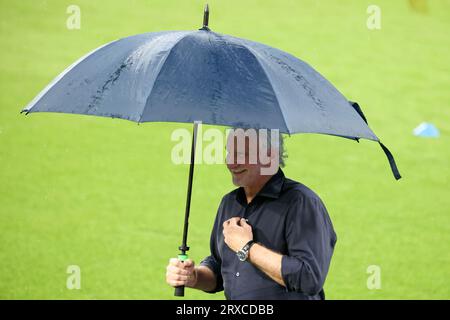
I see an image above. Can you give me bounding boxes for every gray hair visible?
[264,129,287,168]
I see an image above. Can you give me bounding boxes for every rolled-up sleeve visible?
[281,194,337,295]
[200,255,223,293]
[199,200,225,293]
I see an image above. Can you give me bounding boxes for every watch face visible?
[237,250,246,261]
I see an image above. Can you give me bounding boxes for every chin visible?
[231,178,241,187]
[231,177,245,187]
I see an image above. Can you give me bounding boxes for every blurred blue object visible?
[413,122,440,138]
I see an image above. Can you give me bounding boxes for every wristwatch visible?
[236,240,256,262]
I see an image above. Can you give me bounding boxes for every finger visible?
[166,269,190,281]
[183,259,194,268]
[241,218,252,229]
[223,220,232,230]
[169,257,183,267]
[167,265,190,276]
[168,274,189,282]
[184,265,195,275]
[167,279,187,287]
[228,217,240,226]
[170,257,193,269]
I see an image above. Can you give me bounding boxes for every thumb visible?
[183,259,195,268]
[241,218,251,228]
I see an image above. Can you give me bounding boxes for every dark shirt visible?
[200,168,337,300]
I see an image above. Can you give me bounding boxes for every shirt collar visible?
[236,168,285,205]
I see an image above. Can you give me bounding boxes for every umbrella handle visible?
[174,254,189,297]
[174,121,199,297]
[174,286,184,297]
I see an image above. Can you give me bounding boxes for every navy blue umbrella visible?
[21,5,400,296]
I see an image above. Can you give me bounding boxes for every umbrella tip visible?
[199,3,210,31]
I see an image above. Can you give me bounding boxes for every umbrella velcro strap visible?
[350,101,401,180]
[379,142,402,180]
[350,101,368,124]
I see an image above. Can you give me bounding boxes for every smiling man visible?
[166,128,337,300]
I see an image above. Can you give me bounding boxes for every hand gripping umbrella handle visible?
[174,254,189,297]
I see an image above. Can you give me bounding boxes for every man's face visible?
[225,130,277,187]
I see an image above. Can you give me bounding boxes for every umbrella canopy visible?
[21,4,401,296]
[23,29,377,139]
[22,10,400,178]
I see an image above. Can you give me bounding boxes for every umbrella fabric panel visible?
[141,31,288,131]
[24,31,192,122]
[23,29,379,141]
[231,35,379,140]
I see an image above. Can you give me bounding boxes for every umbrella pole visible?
[174,121,200,297]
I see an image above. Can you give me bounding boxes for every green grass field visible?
[0,0,449,299]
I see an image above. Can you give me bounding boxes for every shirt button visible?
[235,272,240,277]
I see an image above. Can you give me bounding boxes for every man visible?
[166,128,337,299]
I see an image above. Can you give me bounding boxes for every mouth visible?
[231,169,247,176]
